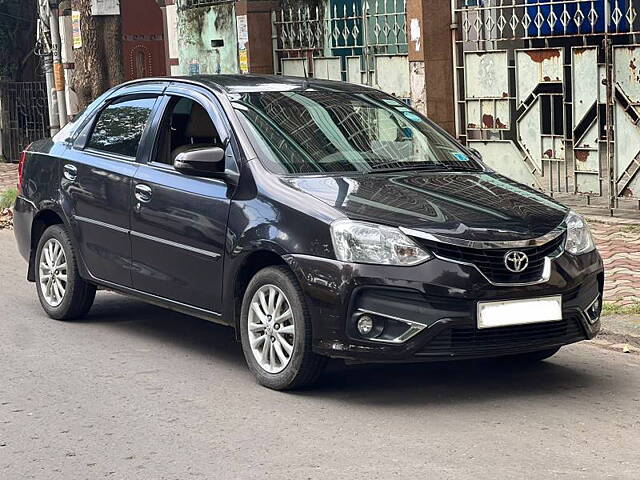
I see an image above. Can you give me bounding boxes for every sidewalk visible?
[0,163,17,192]
[588,217,640,307]
[0,163,17,228]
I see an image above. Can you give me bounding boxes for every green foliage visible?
[620,224,640,234]
[0,187,17,209]
[602,302,640,316]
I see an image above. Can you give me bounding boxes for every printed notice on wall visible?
[237,15,249,48]
[237,15,249,74]
[72,11,82,49]
[239,50,249,74]
[91,0,121,16]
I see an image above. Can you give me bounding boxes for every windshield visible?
[233,90,482,175]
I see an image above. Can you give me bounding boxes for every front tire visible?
[240,266,327,390]
[35,225,96,320]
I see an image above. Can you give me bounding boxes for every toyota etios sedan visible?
[14,75,603,390]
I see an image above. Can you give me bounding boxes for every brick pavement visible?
[589,219,640,306]
[0,163,18,192]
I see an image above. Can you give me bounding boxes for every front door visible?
[129,88,235,313]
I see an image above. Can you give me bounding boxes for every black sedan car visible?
[14,75,603,390]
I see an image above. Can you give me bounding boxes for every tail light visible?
[17,144,31,194]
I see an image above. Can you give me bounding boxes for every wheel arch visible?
[27,209,66,282]
[228,250,291,339]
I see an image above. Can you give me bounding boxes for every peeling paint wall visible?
[166,3,181,76]
[409,61,426,114]
[176,2,239,75]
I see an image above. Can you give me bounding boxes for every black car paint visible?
[13,75,604,363]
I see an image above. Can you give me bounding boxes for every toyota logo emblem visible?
[504,250,529,273]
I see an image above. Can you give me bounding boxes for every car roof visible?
[121,74,378,95]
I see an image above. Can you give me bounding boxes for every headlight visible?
[564,210,595,255]
[330,219,431,265]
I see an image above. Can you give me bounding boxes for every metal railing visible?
[0,81,50,163]
[273,0,407,56]
[455,0,640,43]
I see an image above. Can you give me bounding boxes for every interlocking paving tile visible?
[590,221,640,306]
[0,163,18,192]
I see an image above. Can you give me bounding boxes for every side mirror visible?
[174,147,226,178]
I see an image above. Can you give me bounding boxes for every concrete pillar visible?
[157,0,180,76]
[406,0,426,114]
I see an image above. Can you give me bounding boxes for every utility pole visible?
[48,1,69,128]
[37,0,60,135]
[59,3,79,118]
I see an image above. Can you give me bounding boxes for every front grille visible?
[416,316,586,358]
[417,233,565,284]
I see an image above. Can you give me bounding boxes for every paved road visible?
[0,230,639,479]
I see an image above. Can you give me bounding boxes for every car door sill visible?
[89,276,226,326]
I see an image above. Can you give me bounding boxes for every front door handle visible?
[134,184,152,203]
[63,164,78,182]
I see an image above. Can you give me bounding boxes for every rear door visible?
[129,84,236,313]
[62,84,166,286]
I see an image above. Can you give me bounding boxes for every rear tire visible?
[502,347,560,363]
[240,266,327,390]
[34,225,96,320]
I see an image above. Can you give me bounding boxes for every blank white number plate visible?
[477,296,563,329]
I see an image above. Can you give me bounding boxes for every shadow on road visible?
[82,292,614,406]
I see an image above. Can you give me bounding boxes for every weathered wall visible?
[175,2,239,76]
[407,0,426,114]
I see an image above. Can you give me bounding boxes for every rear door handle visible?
[135,184,153,203]
[63,164,77,182]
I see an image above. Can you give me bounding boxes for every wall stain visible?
[525,49,561,63]
[575,150,590,162]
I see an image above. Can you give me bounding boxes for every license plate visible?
[477,296,563,329]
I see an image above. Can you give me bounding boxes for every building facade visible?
[157,0,640,218]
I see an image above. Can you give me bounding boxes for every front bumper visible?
[285,250,604,363]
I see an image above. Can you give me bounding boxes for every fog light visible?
[357,315,374,335]
[586,296,601,324]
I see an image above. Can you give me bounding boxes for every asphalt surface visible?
[1,230,639,479]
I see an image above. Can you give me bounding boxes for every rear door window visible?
[87,97,156,157]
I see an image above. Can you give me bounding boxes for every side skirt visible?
[89,277,233,329]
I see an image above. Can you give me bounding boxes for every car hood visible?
[282,171,568,242]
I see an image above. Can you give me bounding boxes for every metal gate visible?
[453,0,640,215]
[272,0,410,101]
[0,81,50,163]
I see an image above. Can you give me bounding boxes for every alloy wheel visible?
[247,284,296,374]
[39,238,68,307]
